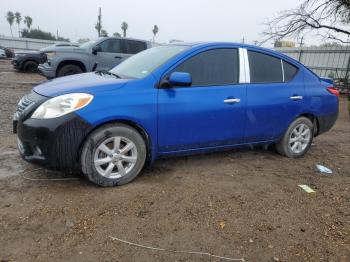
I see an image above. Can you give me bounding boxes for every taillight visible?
[327,86,339,97]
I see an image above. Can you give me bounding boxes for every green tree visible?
[24,16,33,30]
[101,29,108,37]
[22,28,56,40]
[6,11,15,37]
[121,22,128,37]
[152,25,159,41]
[113,32,121,37]
[14,12,22,37]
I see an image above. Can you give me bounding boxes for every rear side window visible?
[248,51,283,83]
[97,39,122,53]
[174,48,239,86]
[283,60,298,82]
[123,40,147,54]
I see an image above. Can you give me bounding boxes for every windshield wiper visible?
[95,70,121,78]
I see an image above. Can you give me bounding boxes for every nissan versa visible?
[14,43,339,187]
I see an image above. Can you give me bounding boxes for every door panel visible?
[245,79,305,142]
[94,39,127,70]
[157,48,246,153]
[244,51,306,142]
[158,85,246,152]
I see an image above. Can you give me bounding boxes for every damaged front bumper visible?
[14,93,93,171]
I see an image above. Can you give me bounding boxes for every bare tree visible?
[263,0,350,44]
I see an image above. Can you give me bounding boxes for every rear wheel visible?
[57,64,83,77]
[81,124,146,187]
[276,117,313,158]
[23,61,38,73]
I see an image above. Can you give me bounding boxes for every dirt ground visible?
[0,59,349,262]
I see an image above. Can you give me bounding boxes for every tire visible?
[81,123,147,187]
[57,64,83,77]
[276,117,314,158]
[23,61,38,73]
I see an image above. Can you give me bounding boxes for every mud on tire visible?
[81,123,147,187]
[276,117,314,158]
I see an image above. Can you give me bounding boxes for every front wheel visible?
[57,64,83,77]
[81,124,147,187]
[276,117,314,158]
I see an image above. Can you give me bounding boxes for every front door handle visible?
[224,98,241,104]
[115,56,122,59]
[290,95,303,101]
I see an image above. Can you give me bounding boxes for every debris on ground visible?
[298,185,316,193]
[110,236,245,261]
[316,164,333,174]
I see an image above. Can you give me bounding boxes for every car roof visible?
[99,37,151,43]
[166,42,303,67]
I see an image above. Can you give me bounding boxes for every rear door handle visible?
[290,95,303,101]
[115,56,122,59]
[224,98,241,104]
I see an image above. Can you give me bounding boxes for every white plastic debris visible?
[298,185,316,193]
[316,164,333,174]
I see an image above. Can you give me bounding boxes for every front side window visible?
[123,40,147,54]
[97,39,122,53]
[248,51,283,83]
[173,48,239,86]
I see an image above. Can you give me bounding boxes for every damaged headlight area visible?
[31,93,93,119]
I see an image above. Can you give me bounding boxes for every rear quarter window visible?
[248,51,283,83]
[283,60,299,82]
[123,40,147,54]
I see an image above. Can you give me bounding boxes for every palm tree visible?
[24,16,33,30]
[121,22,128,37]
[14,12,22,37]
[6,11,15,37]
[152,25,159,42]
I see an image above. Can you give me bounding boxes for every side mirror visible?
[168,72,192,87]
[92,46,101,55]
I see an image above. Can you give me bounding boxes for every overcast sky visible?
[1,0,302,45]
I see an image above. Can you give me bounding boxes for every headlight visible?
[45,51,56,59]
[31,93,93,119]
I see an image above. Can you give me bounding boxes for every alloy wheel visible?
[288,123,311,154]
[94,136,138,179]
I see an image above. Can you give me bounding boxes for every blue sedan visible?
[14,42,339,186]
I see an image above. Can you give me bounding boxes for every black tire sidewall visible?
[81,124,146,187]
[23,61,38,73]
[277,117,314,158]
[58,64,83,77]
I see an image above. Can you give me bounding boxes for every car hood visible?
[33,72,130,97]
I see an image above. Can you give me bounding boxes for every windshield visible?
[110,45,189,79]
[79,41,95,49]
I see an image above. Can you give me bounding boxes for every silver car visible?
[38,37,152,78]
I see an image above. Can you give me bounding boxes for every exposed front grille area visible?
[17,96,34,114]
[16,95,34,115]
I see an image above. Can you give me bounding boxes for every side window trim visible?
[239,48,250,84]
[281,59,285,82]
